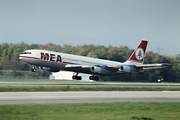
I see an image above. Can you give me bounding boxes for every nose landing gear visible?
[31,65,36,72]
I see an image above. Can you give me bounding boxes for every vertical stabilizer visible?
[125,40,148,64]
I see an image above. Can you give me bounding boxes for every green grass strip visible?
[0,102,180,120]
[0,85,180,92]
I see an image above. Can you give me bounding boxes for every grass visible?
[1,85,180,92]
[1,78,180,84]
[0,79,180,92]
[0,102,180,120]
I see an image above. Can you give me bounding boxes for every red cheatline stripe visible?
[20,56,78,64]
[20,56,39,59]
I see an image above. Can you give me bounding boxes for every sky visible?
[1,0,180,56]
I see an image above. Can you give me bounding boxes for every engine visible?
[91,66,110,74]
[119,66,137,73]
[39,66,60,72]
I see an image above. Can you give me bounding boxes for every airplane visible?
[19,40,170,81]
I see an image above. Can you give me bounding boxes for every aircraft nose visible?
[18,54,21,59]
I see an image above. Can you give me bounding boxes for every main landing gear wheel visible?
[89,76,99,81]
[72,73,82,80]
[72,75,82,80]
[31,66,36,72]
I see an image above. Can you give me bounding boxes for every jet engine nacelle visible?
[39,67,60,72]
[91,66,109,74]
[120,66,137,73]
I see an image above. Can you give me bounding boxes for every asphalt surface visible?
[0,82,180,86]
[0,91,180,105]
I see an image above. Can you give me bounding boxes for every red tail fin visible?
[126,40,148,64]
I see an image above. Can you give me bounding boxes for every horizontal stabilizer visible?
[143,66,168,70]
[136,63,171,69]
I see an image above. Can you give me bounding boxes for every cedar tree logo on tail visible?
[135,48,144,61]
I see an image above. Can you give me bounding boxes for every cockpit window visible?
[22,52,31,54]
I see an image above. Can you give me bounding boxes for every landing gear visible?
[72,73,99,81]
[72,73,82,80]
[72,76,82,80]
[31,65,36,72]
[89,76,99,81]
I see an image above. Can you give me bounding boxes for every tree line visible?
[0,42,179,82]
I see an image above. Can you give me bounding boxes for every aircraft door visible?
[35,51,40,59]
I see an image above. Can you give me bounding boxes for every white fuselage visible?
[19,49,124,75]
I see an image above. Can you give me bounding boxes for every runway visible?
[1,82,180,86]
[0,91,180,105]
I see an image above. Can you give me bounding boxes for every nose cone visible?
[18,54,22,59]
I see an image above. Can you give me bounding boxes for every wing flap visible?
[65,64,92,69]
[65,64,119,73]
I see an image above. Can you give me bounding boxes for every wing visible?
[65,64,118,74]
[65,63,171,74]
